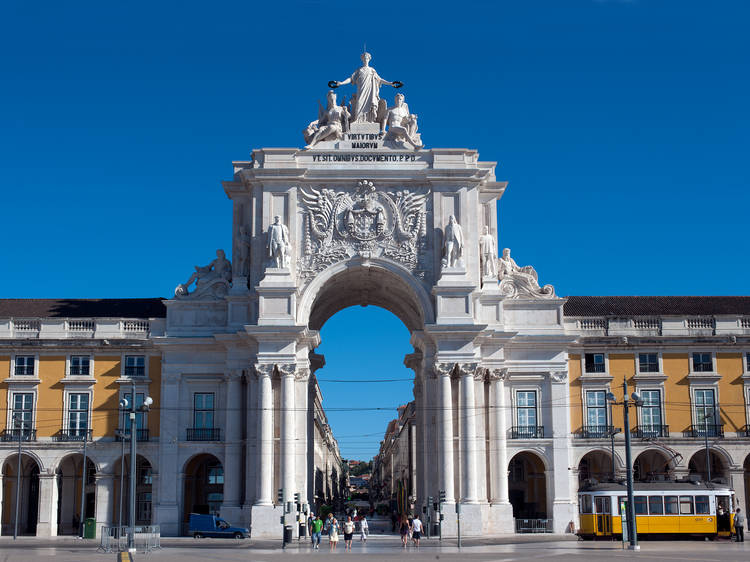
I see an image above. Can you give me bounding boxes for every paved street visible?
[0,535,748,561]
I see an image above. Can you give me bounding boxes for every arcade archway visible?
[688,449,729,483]
[182,454,223,533]
[112,454,153,528]
[634,449,673,482]
[578,450,614,484]
[1,453,40,536]
[508,452,547,519]
[55,454,96,535]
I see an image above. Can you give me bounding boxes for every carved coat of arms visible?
[298,180,428,279]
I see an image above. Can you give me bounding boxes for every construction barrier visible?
[98,525,161,553]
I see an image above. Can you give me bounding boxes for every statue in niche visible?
[498,248,555,299]
[237,225,252,276]
[441,215,464,268]
[479,226,496,277]
[305,90,351,148]
[267,215,291,268]
[382,93,422,149]
[331,51,402,124]
[175,249,232,298]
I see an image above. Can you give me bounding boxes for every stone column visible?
[294,368,310,505]
[458,363,479,503]
[278,364,296,500]
[94,474,115,538]
[36,472,58,537]
[254,364,274,506]
[0,473,3,536]
[549,370,576,533]
[489,369,509,504]
[222,370,243,521]
[409,422,417,499]
[154,369,180,536]
[436,363,455,504]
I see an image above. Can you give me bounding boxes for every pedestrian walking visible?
[411,513,423,547]
[399,515,410,548]
[311,515,324,549]
[328,517,340,551]
[343,516,355,551]
[735,508,745,542]
[308,512,315,546]
[359,514,369,542]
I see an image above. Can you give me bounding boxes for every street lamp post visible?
[13,413,22,540]
[78,428,89,538]
[609,427,621,481]
[607,377,643,551]
[127,381,153,553]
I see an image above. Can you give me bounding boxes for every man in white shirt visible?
[411,514,423,547]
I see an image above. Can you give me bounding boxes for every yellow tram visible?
[578,482,735,539]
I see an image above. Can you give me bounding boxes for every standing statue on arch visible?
[267,216,291,269]
[331,52,402,124]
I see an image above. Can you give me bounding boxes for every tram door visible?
[594,496,612,536]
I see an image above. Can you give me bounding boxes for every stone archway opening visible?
[634,449,673,482]
[55,454,96,535]
[744,454,750,512]
[508,452,547,519]
[112,454,153,529]
[578,450,614,484]
[1,453,40,536]
[688,449,729,484]
[313,304,416,518]
[182,454,223,534]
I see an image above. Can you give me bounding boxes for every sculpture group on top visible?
[175,249,232,299]
[497,247,555,299]
[303,52,423,149]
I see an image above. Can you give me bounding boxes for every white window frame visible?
[63,390,92,435]
[121,354,148,378]
[7,390,37,433]
[636,351,663,375]
[583,387,611,430]
[636,387,665,431]
[514,388,539,429]
[582,352,609,376]
[691,386,720,429]
[689,351,716,374]
[10,354,39,378]
[193,392,216,429]
[66,354,94,377]
[119,389,149,433]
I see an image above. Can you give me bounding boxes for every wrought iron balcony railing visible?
[574,425,618,439]
[510,426,545,439]
[683,424,724,438]
[1,428,37,442]
[631,425,670,438]
[115,428,150,442]
[186,427,221,441]
[54,429,92,441]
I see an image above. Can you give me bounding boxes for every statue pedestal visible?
[433,267,475,324]
[256,268,297,326]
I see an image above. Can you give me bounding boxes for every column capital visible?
[549,370,568,384]
[276,363,296,378]
[487,368,508,382]
[294,367,310,381]
[457,362,482,380]
[431,361,456,378]
[223,368,244,381]
[254,363,275,378]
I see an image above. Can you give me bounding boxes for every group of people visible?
[395,513,424,548]
[308,512,369,551]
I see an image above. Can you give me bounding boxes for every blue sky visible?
[1,1,748,460]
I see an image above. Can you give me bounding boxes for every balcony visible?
[1,428,37,442]
[574,425,618,439]
[738,425,750,438]
[186,428,221,441]
[631,425,670,438]
[115,428,150,442]
[510,426,545,439]
[54,429,92,442]
[683,424,724,438]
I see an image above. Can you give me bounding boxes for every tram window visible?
[695,496,710,514]
[680,496,694,515]
[665,496,679,514]
[717,496,730,512]
[648,496,664,515]
[580,495,593,514]
[634,496,648,515]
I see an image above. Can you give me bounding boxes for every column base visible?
[437,502,490,536]
[489,502,515,533]
[154,503,180,536]
[250,504,286,539]
[552,501,577,534]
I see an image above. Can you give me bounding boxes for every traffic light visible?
[277,488,284,504]
[439,490,446,503]
[294,492,301,505]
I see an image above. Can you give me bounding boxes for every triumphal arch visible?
[161,52,575,537]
